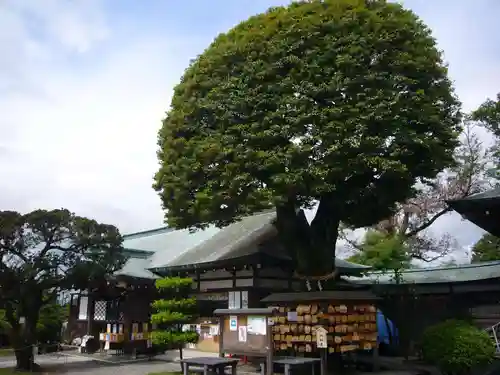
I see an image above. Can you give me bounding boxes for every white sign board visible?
[209,324,219,336]
[238,326,247,342]
[229,316,238,331]
[316,327,328,349]
[247,316,266,335]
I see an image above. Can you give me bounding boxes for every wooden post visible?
[316,327,328,375]
[373,343,380,371]
[218,316,224,358]
[320,348,327,375]
[86,289,94,336]
[265,316,273,375]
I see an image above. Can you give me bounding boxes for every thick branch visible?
[404,206,452,238]
[0,246,28,264]
[338,230,363,251]
[412,252,449,263]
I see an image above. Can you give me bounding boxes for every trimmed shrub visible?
[421,319,495,375]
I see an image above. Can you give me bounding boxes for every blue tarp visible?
[377,310,398,345]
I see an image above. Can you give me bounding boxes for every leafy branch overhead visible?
[472,92,500,181]
[154,0,462,277]
[342,121,491,263]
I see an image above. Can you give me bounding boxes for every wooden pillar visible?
[86,289,95,336]
[372,344,380,371]
[218,316,224,358]
[265,315,273,375]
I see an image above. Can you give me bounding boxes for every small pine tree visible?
[151,277,199,359]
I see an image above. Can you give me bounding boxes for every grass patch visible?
[0,369,31,375]
[0,349,13,357]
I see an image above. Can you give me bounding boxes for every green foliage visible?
[151,277,198,349]
[347,230,411,271]
[152,298,197,311]
[155,277,193,290]
[0,209,125,370]
[151,311,192,324]
[36,302,68,343]
[471,93,500,181]
[151,330,199,346]
[0,311,11,332]
[421,319,495,374]
[471,233,500,262]
[37,302,68,330]
[472,93,500,137]
[0,302,68,345]
[154,0,461,277]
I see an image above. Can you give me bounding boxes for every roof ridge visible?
[364,260,500,275]
[123,211,276,240]
[122,226,176,240]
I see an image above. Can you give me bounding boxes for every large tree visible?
[154,0,461,278]
[0,209,125,371]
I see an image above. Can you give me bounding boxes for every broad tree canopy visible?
[0,209,125,370]
[155,0,461,277]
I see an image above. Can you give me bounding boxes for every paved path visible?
[0,350,424,375]
[43,359,188,375]
[0,349,259,374]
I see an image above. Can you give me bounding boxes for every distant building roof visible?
[156,211,278,270]
[122,226,219,266]
[344,260,500,285]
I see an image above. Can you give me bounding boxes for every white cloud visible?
[0,0,499,249]
[0,0,200,233]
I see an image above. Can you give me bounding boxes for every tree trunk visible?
[275,196,341,279]
[13,313,40,371]
[15,344,35,372]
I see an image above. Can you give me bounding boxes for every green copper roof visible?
[121,226,220,269]
[344,260,500,285]
[160,211,278,269]
[116,211,371,279]
[115,225,220,279]
[152,211,372,275]
[114,257,159,279]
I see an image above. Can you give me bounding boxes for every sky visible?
[1,0,499,262]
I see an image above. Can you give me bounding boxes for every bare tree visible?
[341,121,491,263]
